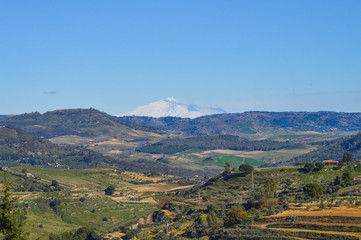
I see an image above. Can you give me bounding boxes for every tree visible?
[206,210,218,229]
[0,174,28,239]
[263,178,278,198]
[334,176,342,186]
[224,162,232,176]
[315,162,325,171]
[303,163,315,173]
[342,171,353,186]
[338,161,345,169]
[239,164,254,175]
[104,185,115,196]
[223,208,249,227]
[51,180,60,191]
[343,152,353,164]
[303,183,323,199]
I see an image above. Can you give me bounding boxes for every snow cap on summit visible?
[118,98,226,118]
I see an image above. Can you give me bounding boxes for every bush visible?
[303,183,323,199]
[239,164,254,175]
[224,208,249,227]
[104,185,115,195]
[303,163,315,173]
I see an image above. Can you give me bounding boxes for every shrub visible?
[239,164,254,175]
[104,185,115,195]
[224,208,249,227]
[303,183,323,199]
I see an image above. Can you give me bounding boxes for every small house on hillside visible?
[322,160,339,165]
[26,173,34,178]
[354,176,361,181]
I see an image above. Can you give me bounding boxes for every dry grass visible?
[267,226,361,239]
[139,197,157,204]
[274,206,361,217]
[196,149,264,157]
[104,231,125,239]
[122,171,165,182]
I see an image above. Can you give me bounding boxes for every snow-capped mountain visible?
[118,97,226,118]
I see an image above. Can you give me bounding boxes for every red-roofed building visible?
[322,160,339,165]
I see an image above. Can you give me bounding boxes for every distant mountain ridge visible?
[118,97,226,118]
[120,111,361,139]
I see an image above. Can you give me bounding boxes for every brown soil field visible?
[198,149,264,157]
[49,135,93,145]
[122,171,165,182]
[162,210,175,219]
[139,197,157,204]
[90,140,126,146]
[134,183,193,193]
[104,231,125,239]
[107,150,123,154]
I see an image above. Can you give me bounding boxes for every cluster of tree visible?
[0,175,28,239]
[112,158,207,177]
[303,162,325,173]
[137,135,295,154]
[48,227,101,240]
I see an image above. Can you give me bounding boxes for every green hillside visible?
[0,108,164,139]
[285,132,361,166]
[0,125,112,167]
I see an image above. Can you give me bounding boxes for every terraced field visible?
[0,167,193,239]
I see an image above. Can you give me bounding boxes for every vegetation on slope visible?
[122,159,361,240]
[285,132,361,165]
[120,111,361,138]
[0,125,112,167]
[137,135,295,154]
[0,108,164,139]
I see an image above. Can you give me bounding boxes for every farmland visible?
[0,167,195,239]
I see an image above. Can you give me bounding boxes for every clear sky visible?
[1,1,360,115]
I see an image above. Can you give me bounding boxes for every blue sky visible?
[1,1,360,115]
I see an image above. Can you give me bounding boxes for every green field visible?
[176,148,203,155]
[197,155,266,167]
[252,145,317,163]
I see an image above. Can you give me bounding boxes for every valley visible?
[2,108,361,239]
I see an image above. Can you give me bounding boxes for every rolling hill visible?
[0,125,205,176]
[120,111,361,139]
[0,108,168,155]
[0,108,164,139]
[0,125,112,168]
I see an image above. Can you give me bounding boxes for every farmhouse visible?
[354,176,361,181]
[26,173,34,178]
[322,159,339,165]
